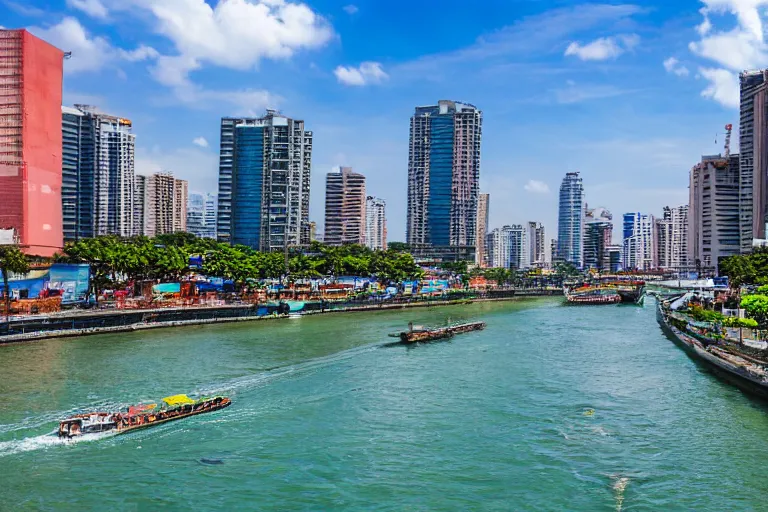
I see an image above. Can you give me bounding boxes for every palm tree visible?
[0,246,30,323]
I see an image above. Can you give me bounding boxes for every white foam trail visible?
[612,476,629,512]
[0,341,384,456]
[0,431,114,457]
[199,342,382,396]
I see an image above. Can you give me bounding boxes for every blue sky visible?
[1,0,757,241]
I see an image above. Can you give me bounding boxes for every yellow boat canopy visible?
[162,394,196,407]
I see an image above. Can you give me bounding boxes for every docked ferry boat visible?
[58,394,231,438]
[656,294,768,398]
[565,279,645,305]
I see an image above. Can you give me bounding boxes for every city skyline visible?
[4,0,753,241]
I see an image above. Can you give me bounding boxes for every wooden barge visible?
[399,321,486,344]
[58,394,231,438]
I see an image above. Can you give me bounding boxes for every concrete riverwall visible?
[0,290,561,345]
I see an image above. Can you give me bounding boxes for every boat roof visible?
[162,394,197,406]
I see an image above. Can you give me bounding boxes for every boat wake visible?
[611,475,630,512]
[0,342,385,457]
[0,430,114,457]
[199,342,384,397]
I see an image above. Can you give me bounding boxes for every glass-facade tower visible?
[407,100,481,261]
[557,172,584,268]
[217,110,312,251]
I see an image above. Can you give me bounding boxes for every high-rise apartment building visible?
[204,194,217,239]
[476,193,490,267]
[173,180,188,233]
[61,105,136,239]
[689,154,741,272]
[607,245,623,273]
[623,213,654,271]
[584,207,613,271]
[187,193,217,239]
[739,70,768,251]
[550,239,558,265]
[308,221,318,242]
[134,174,146,236]
[485,225,528,269]
[508,224,529,270]
[654,205,689,271]
[187,193,205,238]
[654,214,672,270]
[557,172,584,268]
[217,110,312,250]
[135,172,187,237]
[526,221,545,267]
[366,196,387,251]
[486,226,511,269]
[0,30,64,256]
[407,100,481,261]
[324,167,366,246]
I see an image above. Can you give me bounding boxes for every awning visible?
[162,394,196,406]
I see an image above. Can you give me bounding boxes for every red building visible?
[0,29,64,257]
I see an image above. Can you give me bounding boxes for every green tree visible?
[0,246,30,322]
[387,242,410,252]
[741,294,768,327]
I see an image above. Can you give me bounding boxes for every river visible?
[2,298,768,511]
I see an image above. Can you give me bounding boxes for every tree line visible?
[53,234,425,296]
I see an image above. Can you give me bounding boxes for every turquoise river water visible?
[2,298,768,511]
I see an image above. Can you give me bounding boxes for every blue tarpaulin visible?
[152,283,181,294]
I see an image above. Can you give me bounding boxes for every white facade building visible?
[365,196,387,250]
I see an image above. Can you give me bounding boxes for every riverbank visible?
[0,292,559,345]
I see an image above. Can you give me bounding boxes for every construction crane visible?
[724,123,732,159]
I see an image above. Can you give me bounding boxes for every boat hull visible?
[59,397,231,438]
[656,302,768,399]
[399,322,486,344]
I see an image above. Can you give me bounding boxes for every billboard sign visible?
[49,264,91,304]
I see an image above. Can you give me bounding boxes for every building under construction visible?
[0,29,64,256]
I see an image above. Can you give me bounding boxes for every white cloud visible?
[160,84,279,116]
[66,0,108,19]
[343,4,358,14]
[29,17,114,73]
[524,180,550,194]
[663,57,690,77]
[120,45,159,62]
[134,0,333,87]
[688,0,768,108]
[334,62,388,86]
[552,82,634,104]
[192,137,209,148]
[3,0,44,17]
[564,34,640,61]
[29,17,157,73]
[699,67,740,108]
